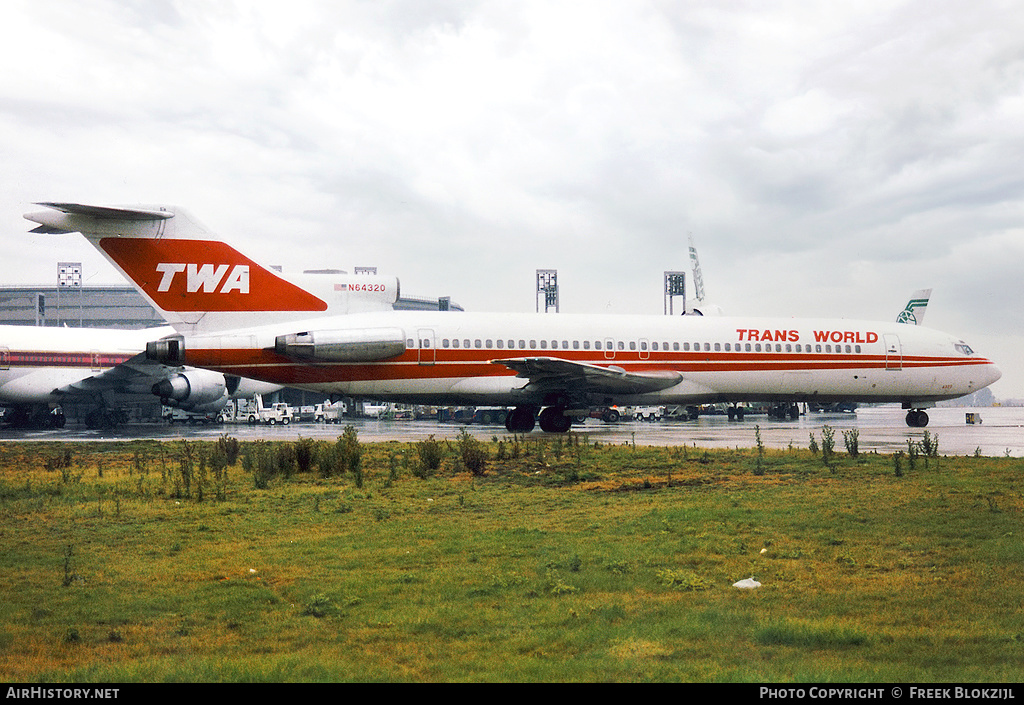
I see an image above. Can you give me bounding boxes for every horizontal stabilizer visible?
[34,202,174,221]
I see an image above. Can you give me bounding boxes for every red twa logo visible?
[99,238,327,312]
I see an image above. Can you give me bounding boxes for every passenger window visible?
[855,345,861,353]
[540,340,547,349]
[518,340,526,349]
[816,344,822,353]
[496,339,504,349]
[673,342,680,351]
[583,340,590,350]
[443,339,450,348]
[475,339,482,348]
[530,340,537,348]
[745,343,751,352]
[422,339,431,347]
[573,340,580,349]
[629,341,637,351]
[617,341,625,350]
[704,343,710,352]
[463,339,470,348]
[724,343,730,352]
[755,344,762,352]
[714,343,721,352]
[785,344,791,353]
[652,342,658,351]
[595,341,602,350]
[407,338,414,347]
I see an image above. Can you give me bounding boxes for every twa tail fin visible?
[24,203,398,334]
[896,288,931,325]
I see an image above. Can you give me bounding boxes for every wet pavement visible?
[2,405,1022,458]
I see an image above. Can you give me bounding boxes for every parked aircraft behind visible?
[24,203,1001,431]
[897,289,931,326]
[0,323,281,428]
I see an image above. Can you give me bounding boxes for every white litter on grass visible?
[733,577,761,589]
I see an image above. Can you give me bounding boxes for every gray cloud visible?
[1,0,1021,395]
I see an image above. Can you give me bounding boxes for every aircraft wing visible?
[492,357,682,396]
[52,353,174,397]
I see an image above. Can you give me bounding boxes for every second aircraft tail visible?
[896,288,932,325]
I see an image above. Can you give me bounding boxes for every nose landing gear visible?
[905,409,930,427]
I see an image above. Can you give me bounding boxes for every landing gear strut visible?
[905,410,930,427]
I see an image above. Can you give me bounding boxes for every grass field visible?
[0,429,1022,682]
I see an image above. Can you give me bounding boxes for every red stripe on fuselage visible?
[184,348,993,385]
[0,351,134,369]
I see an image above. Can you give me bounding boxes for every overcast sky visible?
[1,0,1021,398]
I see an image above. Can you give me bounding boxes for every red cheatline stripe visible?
[186,348,994,384]
[0,352,134,368]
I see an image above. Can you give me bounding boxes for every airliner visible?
[0,323,281,428]
[24,203,1001,431]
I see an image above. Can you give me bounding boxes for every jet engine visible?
[275,327,406,362]
[152,368,228,410]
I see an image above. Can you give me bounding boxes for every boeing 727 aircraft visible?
[24,203,1001,431]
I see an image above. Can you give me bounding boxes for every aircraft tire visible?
[539,407,571,433]
[905,410,929,427]
[505,406,536,433]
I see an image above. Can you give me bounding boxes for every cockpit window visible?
[954,342,975,356]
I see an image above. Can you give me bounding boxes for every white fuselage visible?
[179,311,1001,407]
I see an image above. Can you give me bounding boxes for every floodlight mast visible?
[536,269,559,313]
[664,271,686,315]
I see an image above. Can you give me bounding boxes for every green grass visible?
[0,434,1022,682]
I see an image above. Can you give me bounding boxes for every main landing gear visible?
[504,405,573,434]
[505,406,537,433]
[905,409,930,427]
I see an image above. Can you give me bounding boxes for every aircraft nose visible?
[983,360,1003,388]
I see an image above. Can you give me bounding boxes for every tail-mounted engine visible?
[146,336,186,364]
[275,327,406,362]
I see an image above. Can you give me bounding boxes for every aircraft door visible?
[639,338,650,361]
[883,334,902,371]
[417,329,435,365]
[604,338,615,361]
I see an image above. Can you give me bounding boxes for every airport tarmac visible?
[2,405,1022,458]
